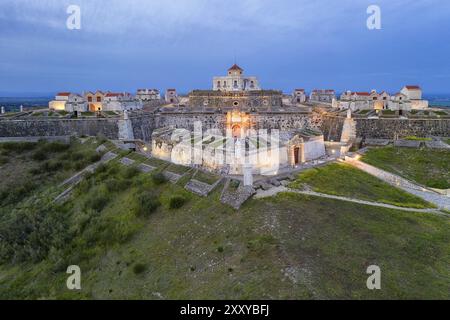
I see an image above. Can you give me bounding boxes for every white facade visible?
[292,89,307,104]
[213,64,261,92]
[136,89,161,102]
[65,94,88,112]
[49,92,87,112]
[103,93,142,111]
[401,86,422,100]
[337,87,429,111]
[165,89,179,104]
[310,89,336,103]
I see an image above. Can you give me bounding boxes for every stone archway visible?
[289,135,305,166]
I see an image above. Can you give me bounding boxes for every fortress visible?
[0,64,449,177]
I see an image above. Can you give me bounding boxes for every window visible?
[217,81,221,88]
[97,96,101,102]
[234,81,238,87]
[88,97,92,102]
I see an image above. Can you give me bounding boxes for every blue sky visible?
[0,0,449,95]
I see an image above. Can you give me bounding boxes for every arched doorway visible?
[232,125,241,138]
[294,147,300,164]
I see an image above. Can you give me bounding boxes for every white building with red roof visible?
[400,85,422,100]
[49,92,87,112]
[337,86,429,112]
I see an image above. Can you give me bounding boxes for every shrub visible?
[105,179,129,192]
[122,166,140,179]
[152,172,167,185]
[169,196,187,209]
[132,263,147,274]
[74,160,90,171]
[0,182,38,207]
[96,134,107,144]
[41,142,70,153]
[230,180,240,190]
[89,153,101,163]
[0,142,37,153]
[0,156,8,166]
[32,150,47,161]
[134,192,160,217]
[41,160,63,172]
[84,189,110,212]
[70,152,84,161]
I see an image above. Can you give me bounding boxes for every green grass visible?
[126,152,149,163]
[1,177,449,299]
[103,111,118,116]
[404,136,432,141]
[0,138,105,207]
[362,146,450,189]
[193,170,220,185]
[433,111,448,116]
[289,162,434,209]
[144,157,168,169]
[1,142,449,300]
[445,139,450,146]
[81,112,95,117]
[165,163,190,175]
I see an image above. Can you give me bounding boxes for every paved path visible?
[345,157,450,211]
[255,186,448,216]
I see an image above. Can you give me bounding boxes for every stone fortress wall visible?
[355,118,449,139]
[0,118,120,139]
[0,112,448,141]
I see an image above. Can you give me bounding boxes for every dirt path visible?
[255,186,448,216]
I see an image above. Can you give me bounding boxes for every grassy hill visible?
[0,139,449,299]
[362,146,450,189]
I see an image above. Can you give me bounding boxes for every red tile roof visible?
[228,64,243,71]
[405,85,421,90]
[57,92,71,96]
[105,93,122,97]
[353,92,370,96]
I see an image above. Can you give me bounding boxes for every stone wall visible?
[2,112,446,142]
[0,118,119,139]
[130,114,156,141]
[355,118,450,139]
[320,115,345,141]
[154,112,321,133]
